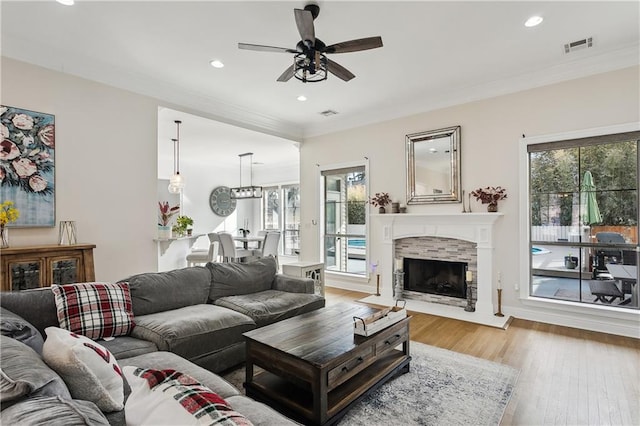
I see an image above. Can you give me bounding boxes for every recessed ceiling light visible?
[209,60,224,68]
[56,0,74,5]
[297,95,307,102]
[525,16,543,27]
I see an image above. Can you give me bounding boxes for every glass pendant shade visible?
[168,172,185,194]
[167,120,184,193]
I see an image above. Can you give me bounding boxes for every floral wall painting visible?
[0,106,55,227]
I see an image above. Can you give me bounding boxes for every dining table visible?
[233,235,264,250]
[606,264,638,307]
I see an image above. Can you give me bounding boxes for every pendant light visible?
[168,120,185,194]
[230,152,263,199]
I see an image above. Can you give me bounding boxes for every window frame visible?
[519,123,640,320]
[261,183,300,256]
[319,160,369,279]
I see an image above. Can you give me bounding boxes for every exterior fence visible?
[531,225,638,244]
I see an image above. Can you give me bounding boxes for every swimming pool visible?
[348,239,366,248]
[532,246,551,255]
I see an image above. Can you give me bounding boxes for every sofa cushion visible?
[214,289,326,327]
[42,327,125,412]
[207,257,277,302]
[226,395,299,426]
[130,304,256,361]
[119,351,241,399]
[1,306,45,354]
[100,336,158,360]
[125,267,211,316]
[0,396,110,426]
[0,335,71,408]
[123,367,253,426]
[51,282,135,339]
[0,288,58,337]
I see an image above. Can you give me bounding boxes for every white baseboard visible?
[504,304,640,339]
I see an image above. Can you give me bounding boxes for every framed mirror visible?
[406,125,461,204]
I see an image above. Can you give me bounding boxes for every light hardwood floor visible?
[325,287,640,425]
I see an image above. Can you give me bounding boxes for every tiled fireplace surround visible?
[362,213,509,328]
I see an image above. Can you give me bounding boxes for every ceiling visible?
[2,1,639,168]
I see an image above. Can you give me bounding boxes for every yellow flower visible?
[0,201,20,226]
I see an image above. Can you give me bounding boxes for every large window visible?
[527,131,639,309]
[262,184,299,256]
[322,166,367,275]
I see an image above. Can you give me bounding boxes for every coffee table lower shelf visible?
[245,349,410,426]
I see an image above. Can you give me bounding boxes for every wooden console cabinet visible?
[1,244,96,292]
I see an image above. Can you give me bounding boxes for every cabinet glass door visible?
[51,258,79,284]
[9,260,43,291]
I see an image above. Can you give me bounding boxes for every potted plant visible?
[369,192,391,213]
[158,201,179,239]
[173,215,194,238]
[564,254,578,269]
[470,186,507,212]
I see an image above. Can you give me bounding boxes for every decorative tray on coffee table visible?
[353,300,407,337]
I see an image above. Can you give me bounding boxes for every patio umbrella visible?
[581,171,602,225]
[580,171,602,274]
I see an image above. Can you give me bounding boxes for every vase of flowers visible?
[0,201,20,248]
[470,186,507,212]
[158,201,179,239]
[369,192,391,213]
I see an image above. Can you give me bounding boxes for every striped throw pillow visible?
[124,367,253,426]
[51,282,134,339]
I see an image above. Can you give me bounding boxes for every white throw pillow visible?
[42,327,124,412]
[124,366,252,425]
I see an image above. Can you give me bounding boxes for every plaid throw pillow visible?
[51,282,135,339]
[124,367,253,426]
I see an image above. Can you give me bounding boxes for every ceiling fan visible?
[238,4,383,83]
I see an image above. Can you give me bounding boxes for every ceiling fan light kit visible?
[239,4,383,83]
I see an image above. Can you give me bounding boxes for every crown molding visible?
[302,43,640,139]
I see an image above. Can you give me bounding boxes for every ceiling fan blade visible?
[326,59,355,82]
[238,43,297,54]
[325,36,383,54]
[294,8,315,46]
[277,65,296,82]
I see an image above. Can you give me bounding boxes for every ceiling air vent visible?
[564,37,593,54]
[319,109,338,117]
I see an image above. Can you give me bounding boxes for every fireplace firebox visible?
[403,258,467,299]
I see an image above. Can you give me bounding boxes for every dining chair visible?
[218,232,252,263]
[253,231,281,268]
[186,233,220,266]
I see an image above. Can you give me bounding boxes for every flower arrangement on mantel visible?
[158,201,180,226]
[470,186,507,212]
[369,192,392,213]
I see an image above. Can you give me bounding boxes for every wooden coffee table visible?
[243,303,411,425]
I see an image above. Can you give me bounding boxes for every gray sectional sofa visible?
[0,256,325,425]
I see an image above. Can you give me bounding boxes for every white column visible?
[474,246,495,316]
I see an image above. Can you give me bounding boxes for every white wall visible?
[299,66,640,336]
[1,58,159,281]
[0,58,298,277]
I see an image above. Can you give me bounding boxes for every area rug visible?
[222,341,519,426]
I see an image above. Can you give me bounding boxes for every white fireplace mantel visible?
[363,212,509,328]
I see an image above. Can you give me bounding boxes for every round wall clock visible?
[209,186,237,217]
